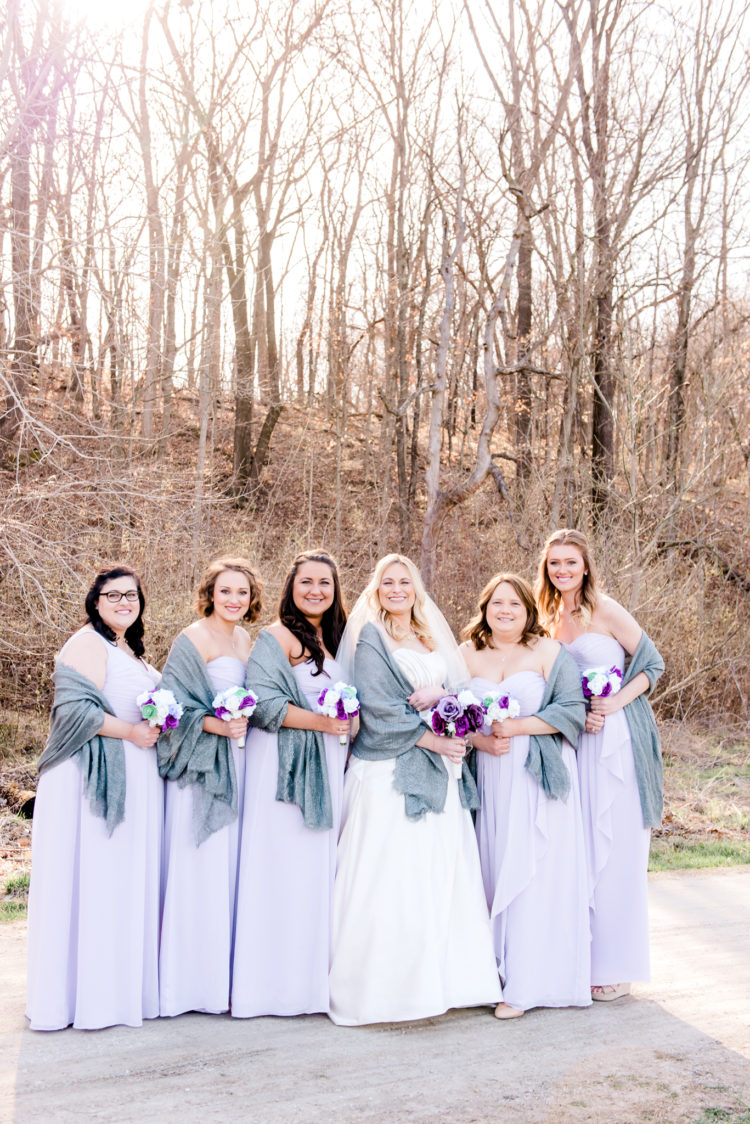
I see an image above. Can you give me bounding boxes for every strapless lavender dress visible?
[472,670,591,1011]
[565,632,651,984]
[159,655,247,1016]
[231,657,347,1017]
[26,632,163,1030]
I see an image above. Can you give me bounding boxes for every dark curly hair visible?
[194,556,263,622]
[463,572,547,651]
[278,550,347,676]
[84,565,146,658]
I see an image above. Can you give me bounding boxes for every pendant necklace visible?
[208,622,237,650]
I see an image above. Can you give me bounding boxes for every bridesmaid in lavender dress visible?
[158,557,262,1017]
[27,566,162,1030]
[537,530,665,1002]
[461,573,590,1019]
[232,550,349,1018]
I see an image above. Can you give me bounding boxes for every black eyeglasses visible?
[100,590,140,603]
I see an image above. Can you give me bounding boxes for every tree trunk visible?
[138,8,165,442]
[514,225,533,479]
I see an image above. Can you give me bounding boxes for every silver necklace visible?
[207,622,237,650]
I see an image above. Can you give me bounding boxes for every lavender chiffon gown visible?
[565,633,651,985]
[231,657,346,1017]
[472,671,591,1011]
[159,656,247,1016]
[26,632,163,1031]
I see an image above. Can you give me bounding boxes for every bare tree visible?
[665,0,750,486]
[1,0,67,446]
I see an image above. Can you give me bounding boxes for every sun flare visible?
[58,0,153,31]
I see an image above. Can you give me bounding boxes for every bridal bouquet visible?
[581,665,623,703]
[480,691,521,726]
[212,685,258,748]
[136,688,183,731]
[317,681,360,745]
[429,689,485,739]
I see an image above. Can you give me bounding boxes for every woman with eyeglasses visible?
[26,565,163,1031]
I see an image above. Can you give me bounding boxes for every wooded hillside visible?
[1,0,748,723]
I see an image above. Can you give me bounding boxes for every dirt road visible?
[1,866,749,1123]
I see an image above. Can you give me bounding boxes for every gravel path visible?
[1,866,749,1123]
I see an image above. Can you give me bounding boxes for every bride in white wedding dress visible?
[328,554,500,1026]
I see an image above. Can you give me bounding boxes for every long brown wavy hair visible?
[278,549,347,676]
[535,529,599,628]
[463,572,547,650]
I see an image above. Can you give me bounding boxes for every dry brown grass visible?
[0,391,748,730]
[659,722,750,840]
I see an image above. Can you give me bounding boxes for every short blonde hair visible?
[362,554,435,649]
[195,556,263,622]
[535,529,598,627]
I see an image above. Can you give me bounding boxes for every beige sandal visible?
[591,983,630,1002]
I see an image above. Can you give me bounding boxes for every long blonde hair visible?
[362,553,435,649]
[535,529,599,628]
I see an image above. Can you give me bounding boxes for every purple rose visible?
[454,715,470,737]
[215,705,231,720]
[601,682,612,697]
[163,713,179,730]
[318,690,328,707]
[581,678,592,698]
[465,704,485,732]
[336,700,347,720]
[239,694,256,710]
[435,695,461,722]
[431,712,446,735]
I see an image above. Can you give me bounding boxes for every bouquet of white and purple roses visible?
[212,685,258,748]
[581,665,623,707]
[316,681,360,745]
[480,690,521,726]
[136,688,183,731]
[428,689,485,740]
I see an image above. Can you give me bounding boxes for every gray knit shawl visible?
[351,622,479,819]
[525,646,586,802]
[621,631,665,828]
[247,630,333,831]
[37,662,126,836]
[157,632,237,846]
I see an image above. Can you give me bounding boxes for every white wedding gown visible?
[329,647,501,1026]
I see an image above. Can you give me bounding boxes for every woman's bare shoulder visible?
[264,621,298,658]
[58,628,108,685]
